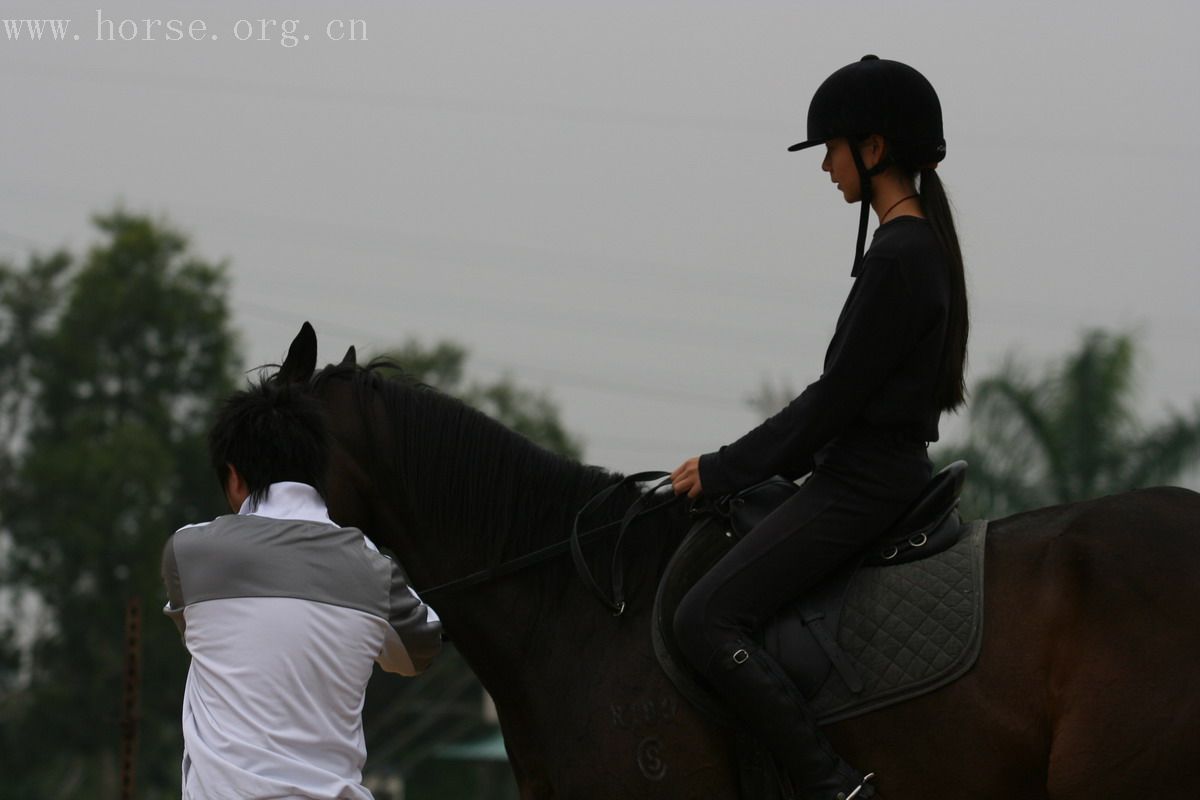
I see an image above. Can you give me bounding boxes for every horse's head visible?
[269,323,420,567]
[272,322,623,601]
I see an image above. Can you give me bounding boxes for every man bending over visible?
[161,377,442,799]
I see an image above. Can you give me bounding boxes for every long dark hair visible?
[918,166,969,412]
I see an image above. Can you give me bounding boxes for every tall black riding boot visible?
[706,641,877,800]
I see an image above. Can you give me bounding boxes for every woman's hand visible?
[671,456,704,498]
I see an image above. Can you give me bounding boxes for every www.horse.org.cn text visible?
[1,11,368,48]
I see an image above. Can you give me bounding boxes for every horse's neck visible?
[442,500,702,795]
[424,457,619,629]
[407,440,608,616]
[384,399,690,719]
[423,460,683,692]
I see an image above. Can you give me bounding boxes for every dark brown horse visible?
[278,325,1200,799]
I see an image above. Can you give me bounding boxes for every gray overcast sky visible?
[3,1,1198,483]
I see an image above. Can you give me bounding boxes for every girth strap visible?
[802,610,865,694]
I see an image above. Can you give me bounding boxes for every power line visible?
[6,190,1197,423]
[0,228,44,251]
[2,58,786,135]
[235,298,747,411]
[0,177,822,357]
[0,216,764,411]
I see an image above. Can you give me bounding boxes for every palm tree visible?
[935,330,1200,519]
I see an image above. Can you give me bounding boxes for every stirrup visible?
[836,772,875,800]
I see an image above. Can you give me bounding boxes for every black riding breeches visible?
[676,441,926,791]
[672,440,931,787]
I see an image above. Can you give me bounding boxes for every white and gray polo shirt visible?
[161,481,442,800]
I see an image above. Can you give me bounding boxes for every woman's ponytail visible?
[919,167,969,412]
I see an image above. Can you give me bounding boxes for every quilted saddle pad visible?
[652,518,988,727]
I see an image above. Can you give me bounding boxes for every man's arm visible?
[377,560,442,676]
[160,533,186,639]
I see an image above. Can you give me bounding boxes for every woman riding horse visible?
[670,55,968,800]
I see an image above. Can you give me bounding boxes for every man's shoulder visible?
[168,515,378,575]
[171,513,351,544]
[172,512,254,536]
[168,515,394,615]
[164,518,222,564]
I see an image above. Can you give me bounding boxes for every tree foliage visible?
[0,210,240,799]
[936,330,1200,518]
[745,376,799,420]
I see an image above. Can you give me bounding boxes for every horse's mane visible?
[312,359,623,568]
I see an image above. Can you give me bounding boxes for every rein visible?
[569,471,680,616]
[418,471,683,603]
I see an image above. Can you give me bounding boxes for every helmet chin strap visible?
[849,141,890,276]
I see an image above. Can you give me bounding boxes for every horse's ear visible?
[277,322,318,384]
[341,345,357,366]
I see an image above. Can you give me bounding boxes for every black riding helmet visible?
[788,55,946,275]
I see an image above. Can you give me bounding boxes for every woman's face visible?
[821,137,861,203]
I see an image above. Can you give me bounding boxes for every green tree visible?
[936,330,1200,518]
[745,376,799,420]
[0,210,240,798]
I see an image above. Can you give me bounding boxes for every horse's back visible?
[997,485,1200,630]
[829,487,1200,799]
[991,486,1200,797]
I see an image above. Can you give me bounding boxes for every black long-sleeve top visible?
[698,216,951,496]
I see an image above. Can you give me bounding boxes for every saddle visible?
[717,460,969,566]
[651,460,987,727]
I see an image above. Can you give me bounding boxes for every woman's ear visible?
[862,134,887,170]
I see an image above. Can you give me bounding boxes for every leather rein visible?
[418,471,685,612]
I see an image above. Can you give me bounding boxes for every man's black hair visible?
[208,377,330,508]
